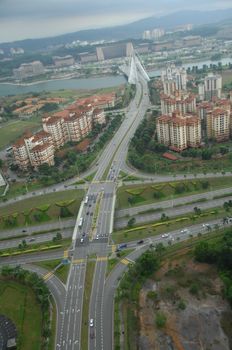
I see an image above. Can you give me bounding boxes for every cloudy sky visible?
[0,0,232,43]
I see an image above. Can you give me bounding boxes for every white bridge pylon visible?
[120,48,150,84]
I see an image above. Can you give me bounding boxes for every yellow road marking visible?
[73,258,85,265]
[97,256,108,262]
[111,245,116,253]
[43,271,53,281]
[64,250,69,259]
[120,258,130,265]
[120,257,134,265]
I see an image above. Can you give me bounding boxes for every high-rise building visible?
[161,64,187,92]
[160,92,196,116]
[13,61,45,80]
[156,113,201,152]
[198,73,222,101]
[206,108,230,142]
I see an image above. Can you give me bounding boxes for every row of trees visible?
[1,265,52,348]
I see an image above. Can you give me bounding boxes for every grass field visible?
[0,116,41,149]
[0,279,42,350]
[112,206,228,244]
[116,177,232,210]
[0,189,84,230]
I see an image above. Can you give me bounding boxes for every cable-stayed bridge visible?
[120,47,150,84]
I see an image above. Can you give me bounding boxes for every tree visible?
[155,312,167,328]
[127,217,136,228]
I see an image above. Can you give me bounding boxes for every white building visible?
[198,73,222,101]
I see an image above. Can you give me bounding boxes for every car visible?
[161,233,169,238]
[96,235,99,240]
[80,238,84,243]
[22,229,27,233]
[180,229,189,234]
[202,223,210,228]
[86,211,89,215]
[118,243,127,249]
[89,318,94,327]
[82,233,86,237]
[29,238,35,242]
[137,240,144,244]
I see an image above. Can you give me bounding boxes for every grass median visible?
[0,189,83,230]
[81,260,96,350]
[112,207,229,244]
[116,177,232,210]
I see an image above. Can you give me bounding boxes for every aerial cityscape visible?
[1,1,232,349]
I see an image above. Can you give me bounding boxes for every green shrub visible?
[155,312,167,328]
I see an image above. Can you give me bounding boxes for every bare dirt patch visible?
[138,259,232,350]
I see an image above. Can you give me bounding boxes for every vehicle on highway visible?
[86,211,89,215]
[84,195,89,205]
[180,229,189,234]
[22,229,27,232]
[78,217,83,227]
[137,240,144,244]
[80,238,84,243]
[89,318,94,327]
[202,223,210,228]
[29,238,35,242]
[118,243,127,249]
[161,233,169,238]
[96,235,99,240]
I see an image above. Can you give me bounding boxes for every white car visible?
[89,318,94,327]
[96,235,99,240]
[80,238,84,243]
[180,229,189,234]
[161,233,169,238]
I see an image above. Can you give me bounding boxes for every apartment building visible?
[206,108,230,142]
[13,61,45,80]
[13,131,54,170]
[160,92,196,116]
[156,113,201,152]
[198,73,222,101]
[161,64,187,92]
[13,96,106,169]
[53,55,75,67]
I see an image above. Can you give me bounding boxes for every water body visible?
[0,75,127,97]
[0,57,231,97]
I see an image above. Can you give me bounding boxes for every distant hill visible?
[1,8,232,52]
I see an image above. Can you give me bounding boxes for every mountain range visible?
[1,8,232,52]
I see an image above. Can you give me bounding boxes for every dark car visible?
[137,240,144,244]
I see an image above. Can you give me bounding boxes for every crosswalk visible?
[120,257,135,265]
[97,256,108,262]
[43,271,53,281]
[72,258,86,265]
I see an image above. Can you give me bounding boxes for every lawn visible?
[112,206,228,244]
[0,117,41,149]
[0,189,84,230]
[0,279,42,350]
[35,259,70,284]
[116,177,232,210]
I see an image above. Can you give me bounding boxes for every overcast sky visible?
[0,0,232,43]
